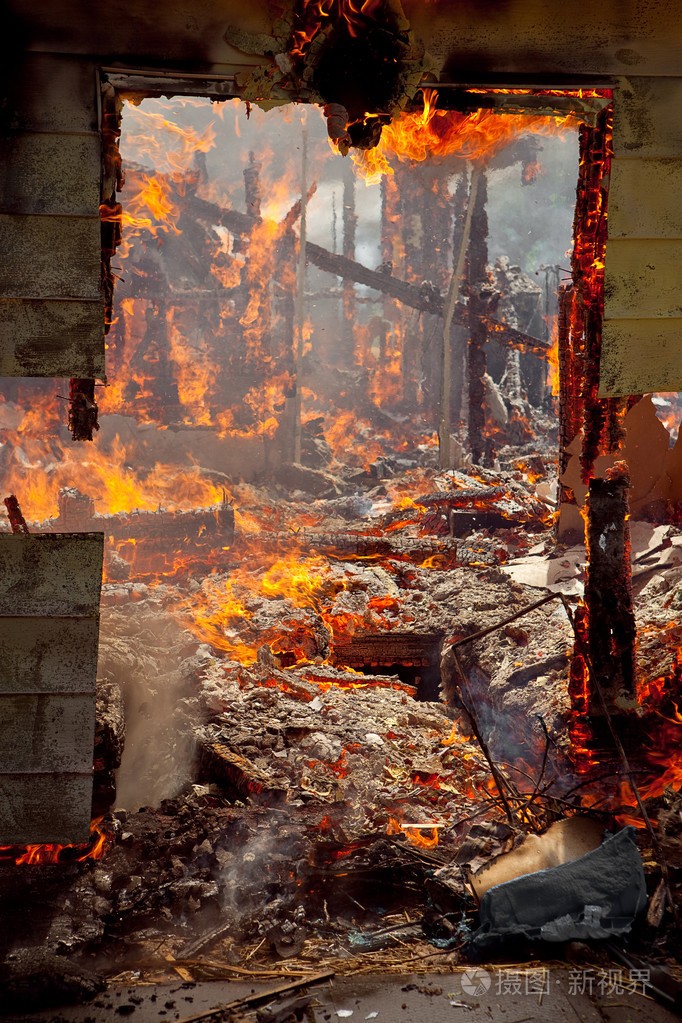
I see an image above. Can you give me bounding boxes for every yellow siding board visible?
[603,239,682,319]
[600,318,682,396]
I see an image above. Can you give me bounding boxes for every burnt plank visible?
[1,54,98,134]
[0,693,96,773]
[0,132,101,216]
[604,238,682,318]
[0,533,104,617]
[0,214,101,300]
[201,741,287,804]
[609,158,682,239]
[600,318,682,397]
[0,297,104,376]
[0,773,93,845]
[0,617,99,694]
[613,76,682,159]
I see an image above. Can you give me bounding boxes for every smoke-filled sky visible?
[120,95,579,275]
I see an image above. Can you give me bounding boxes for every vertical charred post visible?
[124,300,181,424]
[68,378,100,441]
[467,171,489,465]
[448,171,468,427]
[585,463,637,716]
[243,151,262,221]
[100,81,123,342]
[3,495,30,534]
[559,104,637,484]
[557,283,583,513]
[572,109,610,482]
[341,156,357,363]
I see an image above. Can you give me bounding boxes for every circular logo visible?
[460,968,492,996]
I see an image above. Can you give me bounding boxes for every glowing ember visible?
[386,816,441,849]
[0,818,110,866]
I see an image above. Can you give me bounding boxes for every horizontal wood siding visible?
[600,76,682,396]
[0,534,103,844]
[0,54,104,377]
[0,297,104,376]
[0,618,99,694]
[599,319,682,396]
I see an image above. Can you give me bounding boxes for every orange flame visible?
[354,98,578,183]
[0,818,110,866]
[386,816,440,849]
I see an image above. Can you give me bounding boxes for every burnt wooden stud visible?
[585,467,637,714]
[341,154,357,363]
[67,377,100,441]
[467,170,489,465]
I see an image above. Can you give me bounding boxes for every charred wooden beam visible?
[467,170,489,465]
[584,464,637,714]
[21,488,236,546]
[558,106,637,487]
[243,151,262,220]
[342,154,357,362]
[66,378,100,442]
[186,195,550,355]
[558,283,582,479]
[200,741,287,804]
[250,530,457,563]
[448,171,469,425]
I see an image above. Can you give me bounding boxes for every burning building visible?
[1,1,682,1018]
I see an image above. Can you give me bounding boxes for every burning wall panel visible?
[0,54,104,377]
[0,533,103,844]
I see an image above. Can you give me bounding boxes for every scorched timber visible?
[185,195,550,356]
[13,503,235,545]
[247,530,457,561]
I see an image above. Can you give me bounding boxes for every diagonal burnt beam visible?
[186,195,550,356]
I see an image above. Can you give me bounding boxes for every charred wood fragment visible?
[253,530,457,564]
[585,464,637,714]
[3,495,29,534]
[67,378,99,442]
[200,741,287,804]
[28,487,236,546]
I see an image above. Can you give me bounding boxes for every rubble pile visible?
[1,451,682,1016]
